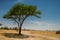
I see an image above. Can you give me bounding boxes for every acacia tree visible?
[3,4,41,35]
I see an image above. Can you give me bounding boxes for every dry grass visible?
[30,30,60,37]
[0,30,60,40]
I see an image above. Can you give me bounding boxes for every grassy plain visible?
[0,29,60,40]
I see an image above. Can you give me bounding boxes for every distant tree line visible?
[0,26,18,30]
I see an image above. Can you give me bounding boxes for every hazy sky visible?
[0,0,60,30]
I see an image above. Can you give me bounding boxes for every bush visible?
[56,31,60,34]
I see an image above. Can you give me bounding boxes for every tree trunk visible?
[19,20,24,35]
[19,26,22,35]
[18,16,28,35]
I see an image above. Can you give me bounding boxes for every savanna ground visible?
[0,29,60,40]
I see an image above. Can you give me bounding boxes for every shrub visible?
[56,31,60,34]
